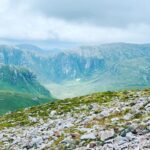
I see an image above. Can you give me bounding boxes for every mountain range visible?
[0,43,150,98]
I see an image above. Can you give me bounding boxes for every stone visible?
[101,143,114,150]
[80,133,96,140]
[39,118,44,124]
[145,103,150,111]
[99,129,115,141]
[89,103,99,111]
[111,117,119,122]
[28,116,37,123]
[89,142,96,148]
[123,113,133,120]
[114,136,128,146]
[0,133,3,140]
[71,133,80,139]
[26,137,43,149]
[50,110,57,116]
[100,110,110,117]
[126,132,136,141]
[53,131,61,137]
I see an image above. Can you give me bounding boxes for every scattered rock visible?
[50,110,57,116]
[89,141,96,148]
[0,91,150,150]
[28,116,37,123]
[100,110,110,117]
[99,129,115,141]
[71,133,80,139]
[123,113,133,120]
[80,133,96,140]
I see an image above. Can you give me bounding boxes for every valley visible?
[0,43,150,114]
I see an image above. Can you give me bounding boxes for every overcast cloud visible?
[0,0,150,43]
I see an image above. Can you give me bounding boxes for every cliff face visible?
[1,43,150,83]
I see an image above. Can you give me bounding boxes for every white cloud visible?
[0,0,10,13]
[0,0,150,43]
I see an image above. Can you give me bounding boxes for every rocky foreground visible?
[0,89,150,150]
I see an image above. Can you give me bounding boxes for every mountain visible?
[0,65,53,115]
[0,88,150,149]
[0,65,51,96]
[0,43,150,98]
[0,44,105,82]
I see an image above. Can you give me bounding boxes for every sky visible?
[0,0,150,44]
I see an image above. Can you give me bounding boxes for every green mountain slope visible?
[0,65,51,96]
[0,91,52,115]
[0,65,53,115]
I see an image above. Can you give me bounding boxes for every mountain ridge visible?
[0,43,150,98]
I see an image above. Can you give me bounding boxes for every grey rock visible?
[99,129,115,141]
[28,116,37,123]
[126,132,136,141]
[100,110,110,117]
[80,133,96,140]
[123,113,133,120]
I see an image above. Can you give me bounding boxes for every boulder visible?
[123,113,133,120]
[100,110,110,117]
[80,133,96,140]
[99,129,115,141]
[28,116,37,123]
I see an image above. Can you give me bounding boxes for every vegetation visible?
[0,91,53,115]
[0,65,51,96]
[0,88,149,130]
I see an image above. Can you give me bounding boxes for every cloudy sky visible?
[0,0,150,44]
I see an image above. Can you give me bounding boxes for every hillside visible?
[0,65,51,96]
[0,65,53,115]
[0,89,150,149]
[0,91,52,115]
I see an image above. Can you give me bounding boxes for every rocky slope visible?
[0,89,150,149]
